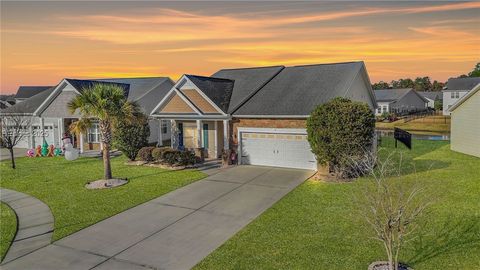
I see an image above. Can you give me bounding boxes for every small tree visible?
[351,151,432,270]
[113,116,150,161]
[306,97,375,178]
[68,83,141,180]
[0,112,32,169]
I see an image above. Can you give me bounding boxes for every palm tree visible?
[68,83,141,180]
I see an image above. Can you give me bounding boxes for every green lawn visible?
[195,139,480,270]
[0,203,16,261]
[0,155,205,247]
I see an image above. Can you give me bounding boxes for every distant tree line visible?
[371,62,480,91]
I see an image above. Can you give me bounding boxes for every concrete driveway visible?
[2,165,314,270]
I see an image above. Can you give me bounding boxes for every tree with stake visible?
[68,83,141,180]
[0,111,32,169]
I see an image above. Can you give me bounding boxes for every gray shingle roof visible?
[374,88,412,102]
[418,91,442,100]
[233,62,364,115]
[211,66,285,113]
[445,77,480,91]
[135,79,175,115]
[95,77,170,101]
[65,79,130,97]
[186,75,234,113]
[15,86,53,99]
[1,87,55,114]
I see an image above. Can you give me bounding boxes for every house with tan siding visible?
[151,61,377,170]
[448,83,480,157]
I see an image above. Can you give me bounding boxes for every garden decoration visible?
[35,145,42,157]
[41,141,49,156]
[47,145,55,157]
[64,143,79,161]
[54,148,62,156]
[26,149,35,157]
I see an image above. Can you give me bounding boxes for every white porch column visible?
[57,118,63,147]
[29,125,34,148]
[170,120,177,149]
[40,117,45,143]
[223,119,229,150]
[79,132,84,153]
[196,119,202,148]
[214,121,218,157]
[157,119,163,146]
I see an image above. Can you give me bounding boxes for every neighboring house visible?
[448,83,480,157]
[151,61,377,170]
[1,77,174,151]
[0,98,15,110]
[14,86,53,103]
[418,91,442,109]
[374,88,428,116]
[442,77,480,115]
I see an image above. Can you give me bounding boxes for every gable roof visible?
[449,83,480,112]
[233,61,368,116]
[135,79,175,115]
[1,87,56,114]
[418,91,442,100]
[94,77,170,101]
[184,75,234,113]
[211,66,285,113]
[445,77,480,91]
[15,86,53,99]
[65,79,130,97]
[374,88,413,102]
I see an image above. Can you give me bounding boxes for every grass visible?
[376,116,450,133]
[0,203,16,261]
[195,139,480,270]
[0,155,205,244]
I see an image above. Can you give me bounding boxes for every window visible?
[88,123,100,143]
[455,92,460,98]
[451,92,455,98]
[161,121,168,134]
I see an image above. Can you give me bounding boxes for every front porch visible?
[167,119,230,159]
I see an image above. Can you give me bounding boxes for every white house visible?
[448,83,480,157]
[442,77,480,115]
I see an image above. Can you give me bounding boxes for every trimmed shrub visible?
[138,146,155,162]
[177,151,196,166]
[113,117,150,161]
[152,147,170,161]
[306,97,375,178]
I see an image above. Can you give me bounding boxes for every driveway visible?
[2,165,314,270]
[0,148,27,161]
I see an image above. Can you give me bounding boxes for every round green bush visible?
[306,97,375,177]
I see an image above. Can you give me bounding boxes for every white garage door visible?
[240,131,316,170]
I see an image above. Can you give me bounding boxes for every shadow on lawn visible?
[407,216,480,266]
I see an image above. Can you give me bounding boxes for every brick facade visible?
[230,118,307,146]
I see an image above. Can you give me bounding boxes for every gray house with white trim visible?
[2,77,173,151]
[374,88,428,116]
[151,61,377,170]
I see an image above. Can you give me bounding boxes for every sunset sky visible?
[1,1,479,94]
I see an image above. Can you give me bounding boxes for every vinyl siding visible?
[41,86,81,118]
[159,93,196,113]
[450,90,480,157]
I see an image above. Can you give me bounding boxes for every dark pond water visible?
[376,130,450,141]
